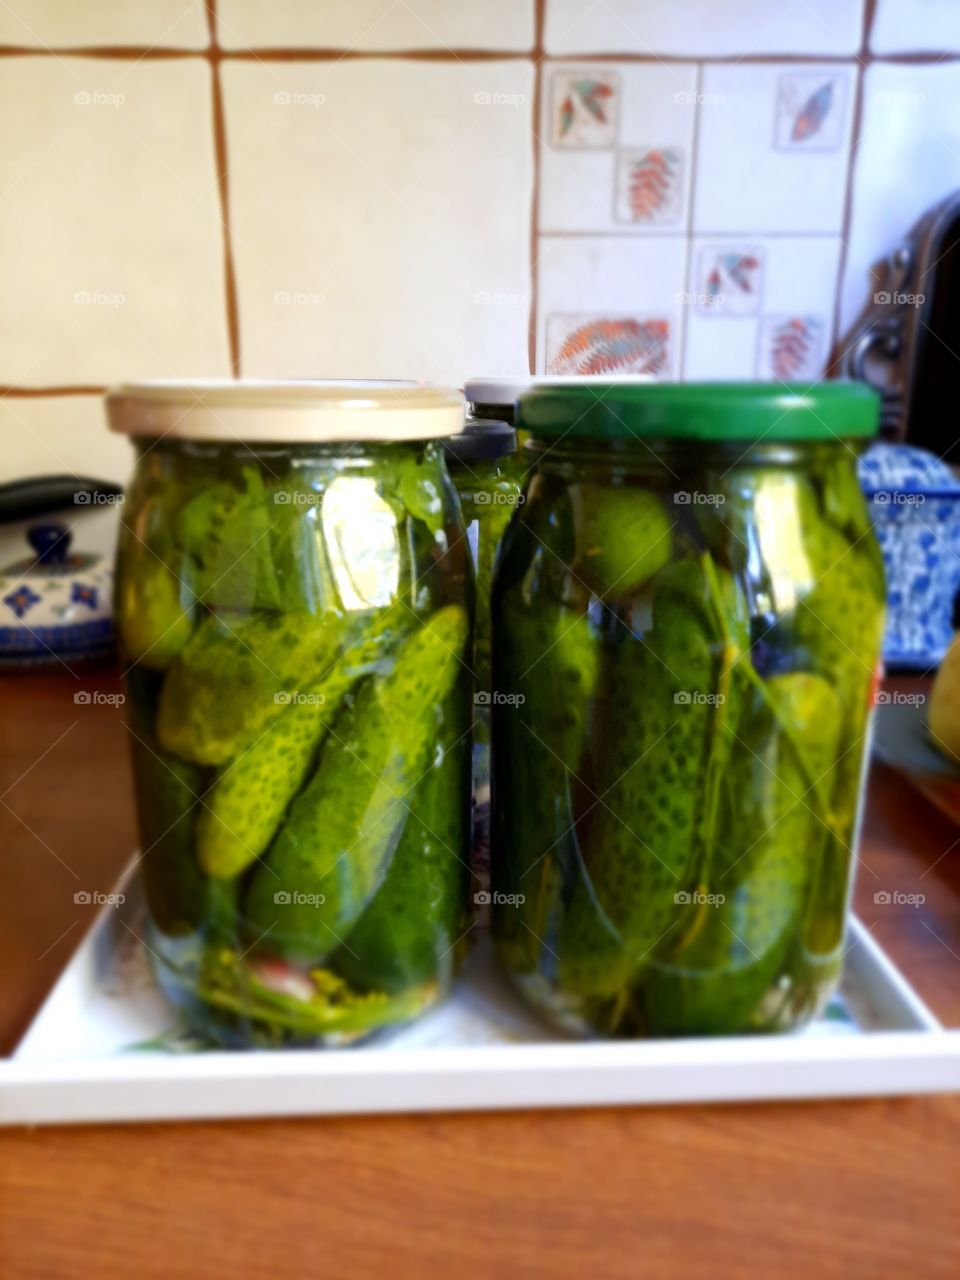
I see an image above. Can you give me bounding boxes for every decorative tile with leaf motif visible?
[614,147,684,224]
[774,73,847,153]
[549,69,619,149]
[545,314,671,376]
[757,314,825,380]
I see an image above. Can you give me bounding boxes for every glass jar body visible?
[491,436,885,1038]
[117,437,472,1047]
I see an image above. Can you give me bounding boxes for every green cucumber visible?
[641,672,842,1036]
[557,561,730,1001]
[196,611,404,878]
[157,610,344,765]
[333,721,469,992]
[491,603,600,976]
[130,737,204,938]
[243,606,468,961]
[573,485,672,598]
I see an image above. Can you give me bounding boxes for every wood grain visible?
[1,669,959,1280]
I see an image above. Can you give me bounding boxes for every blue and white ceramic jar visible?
[0,476,122,669]
[859,443,960,669]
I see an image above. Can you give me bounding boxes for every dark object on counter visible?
[841,191,960,459]
[0,475,122,669]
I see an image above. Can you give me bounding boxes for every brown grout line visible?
[678,64,705,380]
[828,0,880,376]
[0,386,105,397]
[539,229,849,239]
[533,50,960,66]
[206,1,241,378]
[222,47,536,62]
[0,44,958,66]
[528,0,546,374]
[0,45,207,58]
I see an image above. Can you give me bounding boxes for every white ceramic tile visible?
[545,0,864,56]
[219,0,534,51]
[0,59,230,386]
[693,63,855,236]
[0,396,133,484]
[0,1,208,48]
[536,235,686,374]
[872,0,960,53]
[841,63,960,333]
[539,63,696,233]
[223,61,533,385]
[684,234,841,379]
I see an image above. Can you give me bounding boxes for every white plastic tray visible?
[2,869,958,1126]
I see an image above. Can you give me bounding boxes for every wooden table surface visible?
[1,668,959,1279]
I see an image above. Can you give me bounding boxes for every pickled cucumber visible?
[130,737,204,938]
[243,606,468,961]
[156,610,343,765]
[573,486,672,597]
[196,610,403,878]
[641,673,842,1036]
[491,602,600,976]
[333,724,469,993]
[557,561,737,1001]
[116,545,193,669]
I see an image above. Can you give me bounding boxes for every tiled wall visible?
[2,1,960,481]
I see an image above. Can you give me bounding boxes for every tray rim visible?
[2,868,958,1126]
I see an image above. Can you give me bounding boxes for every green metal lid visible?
[517,380,880,442]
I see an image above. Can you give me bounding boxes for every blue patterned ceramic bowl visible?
[859,444,960,669]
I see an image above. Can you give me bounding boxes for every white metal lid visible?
[105,379,465,443]
[463,376,535,407]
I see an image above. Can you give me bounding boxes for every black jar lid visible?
[442,417,517,463]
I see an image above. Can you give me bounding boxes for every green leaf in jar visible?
[176,467,284,612]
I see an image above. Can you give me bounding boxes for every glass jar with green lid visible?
[108,380,473,1047]
[491,380,885,1038]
